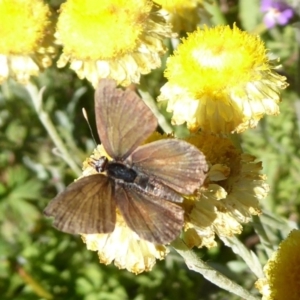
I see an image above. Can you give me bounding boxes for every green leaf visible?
[239,0,261,31]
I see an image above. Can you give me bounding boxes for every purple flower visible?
[261,0,294,28]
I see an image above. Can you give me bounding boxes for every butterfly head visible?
[91,156,109,173]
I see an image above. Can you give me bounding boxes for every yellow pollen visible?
[154,0,198,9]
[0,0,50,55]
[165,25,269,97]
[58,0,152,60]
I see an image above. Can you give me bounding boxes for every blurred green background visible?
[0,0,299,299]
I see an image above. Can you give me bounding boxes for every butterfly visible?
[44,79,208,244]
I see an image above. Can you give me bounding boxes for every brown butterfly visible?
[44,79,208,244]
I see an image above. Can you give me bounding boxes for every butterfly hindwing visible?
[114,183,184,244]
[128,139,208,195]
[44,174,116,234]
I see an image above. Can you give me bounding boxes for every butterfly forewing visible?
[114,183,184,244]
[127,139,208,195]
[44,175,116,234]
[95,79,158,160]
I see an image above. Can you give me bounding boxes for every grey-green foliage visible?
[1,1,299,299]
[242,92,300,213]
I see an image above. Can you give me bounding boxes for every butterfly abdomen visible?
[130,174,183,203]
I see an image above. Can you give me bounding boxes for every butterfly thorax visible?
[93,156,137,183]
[93,157,137,183]
[107,162,137,183]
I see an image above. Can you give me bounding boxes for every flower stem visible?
[18,266,53,299]
[138,89,173,134]
[26,83,82,176]
[171,238,260,300]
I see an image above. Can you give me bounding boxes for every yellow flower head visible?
[57,0,173,87]
[182,133,268,248]
[82,223,168,274]
[153,0,210,32]
[0,0,56,84]
[158,25,288,133]
[256,229,300,300]
[81,145,169,274]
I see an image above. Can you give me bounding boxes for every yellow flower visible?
[256,229,300,300]
[0,0,56,84]
[158,25,288,134]
[81,145,168,273]
[153,0,210,32]
[182,133,268,248]
[57,0,173,87]
[82,223,168,274]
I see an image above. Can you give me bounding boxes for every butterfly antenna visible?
[82,107,98,146]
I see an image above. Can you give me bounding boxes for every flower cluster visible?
[3,0,290,280]
[0,0,174,86]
